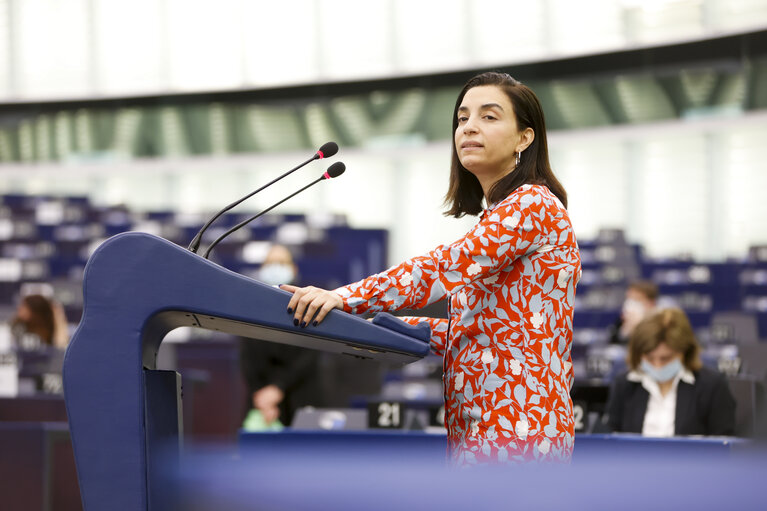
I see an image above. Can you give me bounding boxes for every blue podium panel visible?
[63,232,429,511]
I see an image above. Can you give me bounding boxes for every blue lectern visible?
[63,232,429,511]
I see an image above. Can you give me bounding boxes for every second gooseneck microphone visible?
[202,162,346,259]
[188,141,338,253]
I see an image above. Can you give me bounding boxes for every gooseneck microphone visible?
[187,141,338,253]
[202,162,346,259]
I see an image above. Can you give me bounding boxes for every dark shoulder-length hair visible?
[444,72,567,218]
[12,294,55,345]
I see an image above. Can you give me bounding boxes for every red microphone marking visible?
[317,150,325,159]
[323,171,330,179]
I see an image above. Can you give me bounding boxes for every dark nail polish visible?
[300,321,306,328]
[293,318,299,326]
[312,321,318,327]
[287,307,293,314]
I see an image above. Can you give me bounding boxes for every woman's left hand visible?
[280,284,343,327]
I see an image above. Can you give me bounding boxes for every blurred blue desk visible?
[574,433,747,460]
[238,430,748,462]
[172,430,764,511]
[239,429,449,463]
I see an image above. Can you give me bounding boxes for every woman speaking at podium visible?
[283,72,581,465]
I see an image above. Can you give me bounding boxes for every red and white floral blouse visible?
[336,184,581,465]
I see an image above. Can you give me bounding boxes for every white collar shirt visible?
[627,367,696,437]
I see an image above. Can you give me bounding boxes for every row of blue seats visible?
[1,196,391,326]
[2,193,767,337]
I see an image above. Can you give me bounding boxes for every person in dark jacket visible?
[605,307,735,437]
[240,340,319,428]
[240,244,319,429]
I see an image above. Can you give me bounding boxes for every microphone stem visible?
[188,154,317,252]
[202,176,324,259]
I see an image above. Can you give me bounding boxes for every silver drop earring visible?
[516,151,521,167]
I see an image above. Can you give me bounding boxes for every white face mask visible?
[257,263,296,286]
[623,298,649,318]
[621,298,651,337]
[640,358,683,383]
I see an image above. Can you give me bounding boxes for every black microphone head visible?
[324,162,345,179]
[317,141,338,159]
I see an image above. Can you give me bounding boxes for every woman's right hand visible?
[280,284,343,327]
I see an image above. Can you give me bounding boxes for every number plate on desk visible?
[428,404,445,427]
[573,400,588,433]
[367,401,404,429]
[0,352,19,397]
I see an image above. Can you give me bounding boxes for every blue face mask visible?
[640,358,683,383]
[257,263,296,286]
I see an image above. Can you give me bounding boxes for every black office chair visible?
[711,312,759,345]
[727,376,767,438]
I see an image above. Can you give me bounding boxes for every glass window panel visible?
[319,0,392,80]
[624,0,705,44]
[723,127,767,257]
[0,130,13,162]
[243,0,318,87]
[392,0,468,73]
[635,134,708,258]
[166,0,244,91]
[245,105,306,153]
[470,0,547,64]
[15,0,90,99]
[0,0,10,98]
[304,103,342,150]
[709,0,767,31]
[550,82,612,128]
[321,152,395,230]
[394,148,475,263]
[92,0,166,95]
[552,138,628,240]
[211,153,319,215]
[549,0,625,55]
[615,76,676,123]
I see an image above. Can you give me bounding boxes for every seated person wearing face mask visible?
[239,244,320,430]
[609,280,658,345]
[604,307,735,437]
[256,244,297,288]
